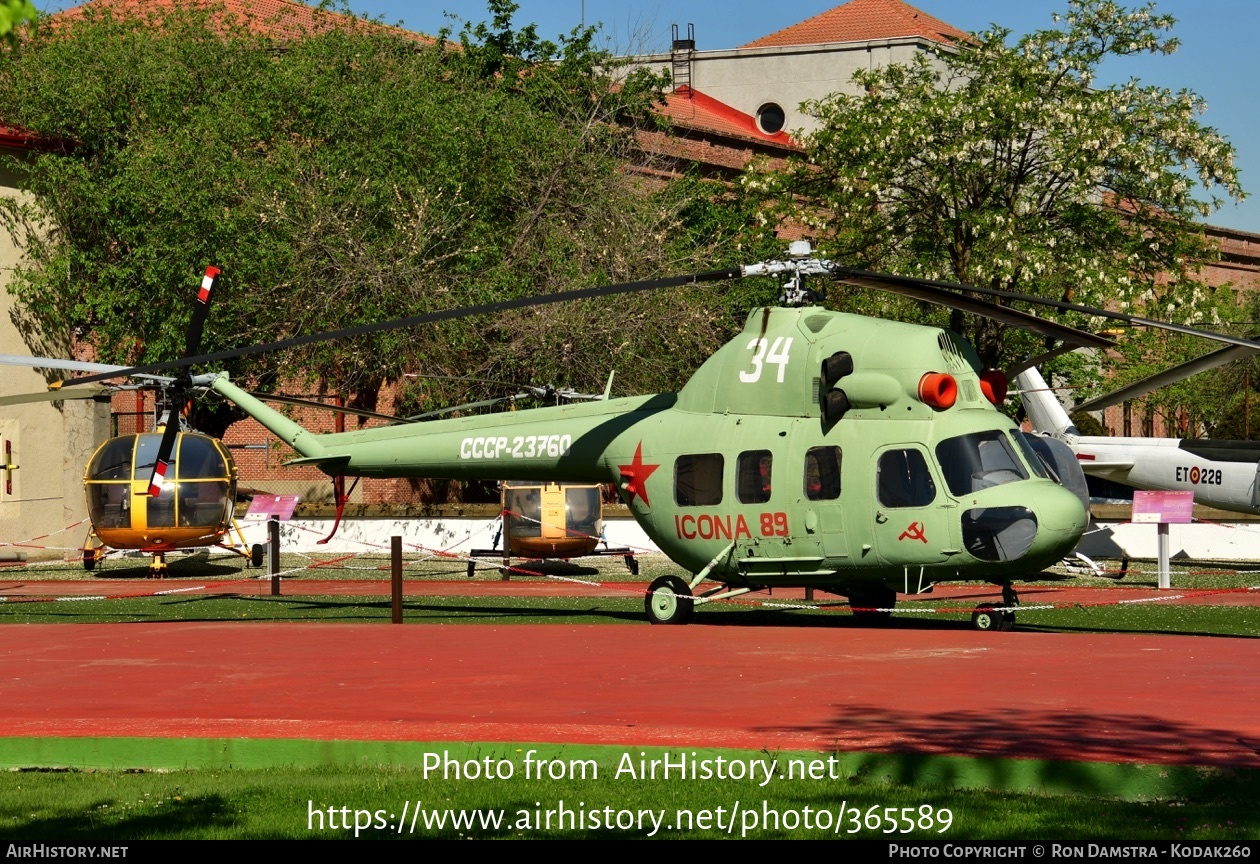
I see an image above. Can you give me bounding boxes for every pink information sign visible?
[1131,490,1194,524]
[246,494,301,521]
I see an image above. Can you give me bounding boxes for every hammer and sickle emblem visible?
[898,521,928,543]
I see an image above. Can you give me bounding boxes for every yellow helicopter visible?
[0,268,266,575]
[467,479,638,578]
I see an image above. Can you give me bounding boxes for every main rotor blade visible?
[185,266,219,358]
[62,269,741,387]
[827,268,1115,349]
[888,274,1260,352]
[147,417,181,497]
[250,391,402,423]
[404,391,534,421]
[0,354,173,383]
[1074,343,1260,413]
[0,387,113,407]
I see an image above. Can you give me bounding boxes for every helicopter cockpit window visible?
[176,435,231,527]
[131,434,176,527]
[877,448,936,508]
[87,436,134,482]
[1009,431,1051,480]
[133,433,161,476]
[87,483,130,530]
[505,486,543,538]
[565,486,600,536]
[805,446,842,500]
[178,434,228,480]
[934,431,1028,496]
[737,451,773,504]
[675,454,723,507]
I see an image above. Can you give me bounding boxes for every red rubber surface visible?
[2,617,1258,767]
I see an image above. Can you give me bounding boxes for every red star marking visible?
[618,442,660,507]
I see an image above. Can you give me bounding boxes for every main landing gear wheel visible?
[971,603,1015,632]
[250,543,265,568]
[645,575,694,625]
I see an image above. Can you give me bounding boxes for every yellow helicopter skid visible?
[92,526,227,553]
[509,537,602,559]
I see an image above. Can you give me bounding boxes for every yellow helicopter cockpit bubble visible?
[84,431,236,543]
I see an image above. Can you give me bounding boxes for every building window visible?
[756,102,785,135]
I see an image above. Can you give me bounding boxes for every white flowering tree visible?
[746,0,1245,395]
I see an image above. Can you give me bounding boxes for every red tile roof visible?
[742,0,967,49]
[656,86,794,148]
[55,0,427,43]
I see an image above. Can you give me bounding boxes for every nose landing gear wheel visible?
[645,575,694,625]
[250,544,265,568]
[971,603,1015,631]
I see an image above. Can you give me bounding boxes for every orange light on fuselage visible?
[918,372,958,409]
[978,370,1008,406]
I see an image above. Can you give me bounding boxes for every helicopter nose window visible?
[877,448,936,508]
[737,450,773,504]
[675,453,724,507]
[962,506,1037,562]
[935,431,1028,496]
[805,446,842,500]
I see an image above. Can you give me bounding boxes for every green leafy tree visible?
[0,0,739,433]
[0,0,35,47]
[745,0,1245,388]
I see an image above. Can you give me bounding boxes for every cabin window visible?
[737,450,773,504]
[934,431,1028,496]
[805,446,842,500]
[675,453,724,506]
[877,448,936,508]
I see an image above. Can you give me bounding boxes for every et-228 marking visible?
[459,434,573,460]
[1175,466,1222,485]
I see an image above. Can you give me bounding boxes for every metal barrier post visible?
[391,535,403,623]
[269,516,281,596]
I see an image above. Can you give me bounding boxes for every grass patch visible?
[0,592,1257,635]
[1,741,1256,840]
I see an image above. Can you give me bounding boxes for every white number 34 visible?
[739,336,793,384]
